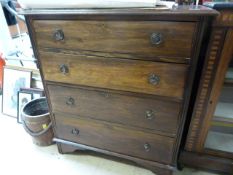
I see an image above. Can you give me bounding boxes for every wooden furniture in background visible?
[22,6,217,175]
[180,3,233,175]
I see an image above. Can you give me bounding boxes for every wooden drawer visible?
[48,84,181,135]
[33,20,196,61]
[40,52,188,99]
[54,114,175,164]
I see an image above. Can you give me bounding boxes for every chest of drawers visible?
[23,6,217,175]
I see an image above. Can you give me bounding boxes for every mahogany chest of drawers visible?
[23,6,217,175]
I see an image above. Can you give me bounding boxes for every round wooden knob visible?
[53,29,64,41]
[59,64,69,74]
[66,97,75,106]
[71,128,79,135]
[144,143,151,152]
[148,74,160,85]
[150,33,163,45]
[145,110,155,120]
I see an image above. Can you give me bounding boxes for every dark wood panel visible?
[180,151,233,175]
[54,114,175,164]
[48,84,181,135]
[184,28,227,152]
[33,20,196,59]
[40,51,188,99]
[46,81,182,102]
[196,29,233,153]
[41,47,190,64]
[21,5,218,16]
[182,10,233,175]
[214,10,233,27]
[55,140,174,175]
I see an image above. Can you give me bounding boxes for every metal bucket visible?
[21,97,54,146]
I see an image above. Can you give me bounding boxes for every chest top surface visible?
[20,5,218,17]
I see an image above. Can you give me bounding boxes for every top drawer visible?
[33,20,196,62]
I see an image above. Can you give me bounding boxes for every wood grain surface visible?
[55,114,175,164]
[24,7,218,175]
[40,51,188,99]
[33,20,195,60]
[48,84,182,135]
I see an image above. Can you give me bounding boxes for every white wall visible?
[0,3,15,56]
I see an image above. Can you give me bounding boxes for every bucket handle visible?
[22,119,52,137]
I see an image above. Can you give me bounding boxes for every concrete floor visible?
[0,114,218,175]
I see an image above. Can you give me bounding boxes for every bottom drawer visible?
[54,114,175,164]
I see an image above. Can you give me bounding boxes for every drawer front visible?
[55,114,175,164]
[48,84,181,135]
[40,52,188,99]
[33,20,196,60]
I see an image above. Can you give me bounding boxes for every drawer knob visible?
[53,29,64,41]
[148,74,160,85]
[71,128,79,135]
[66,97,75,106]
[59,64,69,74]
[150,33,163,45]
[145,110,155,120]
[100,92,110,98]
[144,143,151,152]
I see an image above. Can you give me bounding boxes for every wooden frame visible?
[181,5,233,175]
[17,91,32,124]
[185,29,233,158]
[20,87,44,99]
[16,87,44,123]
[2,66,31,117]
